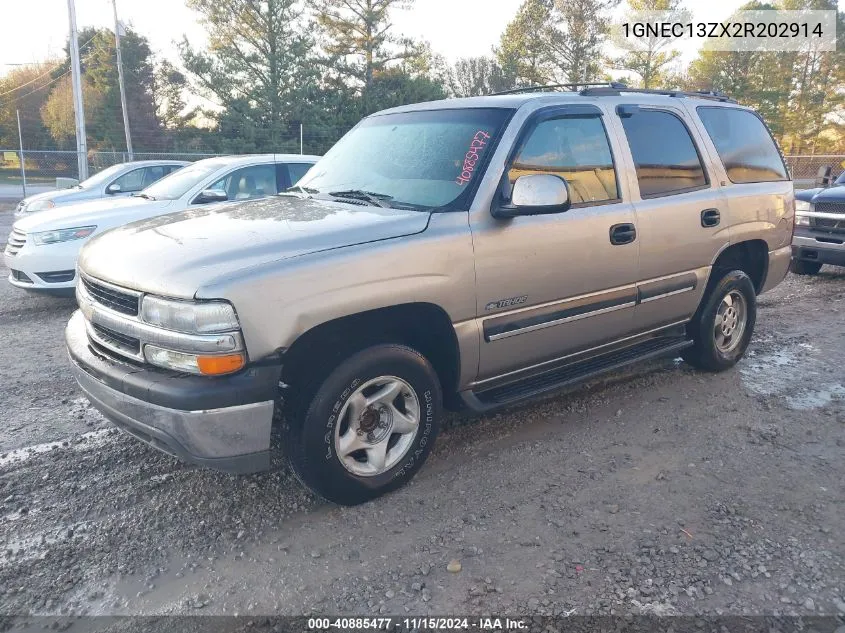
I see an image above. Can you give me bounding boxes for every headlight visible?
[32,225,96,245]
[140,295,239,334]
[25,199,56,213]
[144,345,245,376]
[795,200,811,213]
[795,214,810,226]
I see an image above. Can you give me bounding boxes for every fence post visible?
[300,123,304,155]
[16,109,27,199]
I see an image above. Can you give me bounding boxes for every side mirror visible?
[816,165,833,188]
[493,174,571,219]
[195,189,228,204]
[106,183,121,194]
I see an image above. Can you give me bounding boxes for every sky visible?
[1,0,843,72]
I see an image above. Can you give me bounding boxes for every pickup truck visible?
[792,170,845,274]
[65,85,793,504]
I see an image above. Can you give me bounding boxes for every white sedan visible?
[14,160,189,217]
[5,153,319,294]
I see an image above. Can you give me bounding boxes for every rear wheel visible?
[789,259,822,275]
[284,344,442,505]
[682,270,756,372]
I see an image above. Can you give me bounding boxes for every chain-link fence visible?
[784,155,845,189]
[2,148,844,200]
[0,149,227,198]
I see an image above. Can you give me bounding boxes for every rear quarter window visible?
[696,107,789,184]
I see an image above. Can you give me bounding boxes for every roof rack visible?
[579,85,737,103]
[489,81,736,103]
[491,82,628,96]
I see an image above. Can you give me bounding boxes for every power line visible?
[0,68,72,109]
[0,62,65,98]
[0,34,98,99]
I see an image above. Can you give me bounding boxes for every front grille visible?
[5,229,26,256]
[811,217,845,235]
[813,202,845,215]
[81,276,140,316]
[10,269,33,284]
[36,270,76,284]
[91,323,141,356]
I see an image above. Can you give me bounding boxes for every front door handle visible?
[609,223,637,245]
[701,208,720,227]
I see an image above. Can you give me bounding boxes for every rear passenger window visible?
[509,116,618,205]
[619,109,708,197]
[697,107,788,183]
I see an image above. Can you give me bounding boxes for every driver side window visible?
[207,165,277,201]
[109,168,146,193]
[509,116,619,205]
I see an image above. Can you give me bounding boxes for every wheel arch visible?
[710,239,769,293]
[280,302,462,401]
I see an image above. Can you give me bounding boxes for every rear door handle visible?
[609,223,637,245]
[701,208,720,227]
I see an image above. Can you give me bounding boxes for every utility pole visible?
[67,0,89,180]
[112,0,133,160]
[16,109,27,198]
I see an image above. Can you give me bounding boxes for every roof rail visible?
[579,84,737,103]
[488,82,737,103]
[490,81,628,96]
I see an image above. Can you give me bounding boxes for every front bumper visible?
[4,236,83,291]
[66,310,278,473]
[792,226,845,267]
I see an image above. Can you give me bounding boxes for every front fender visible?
[198,213,477,363]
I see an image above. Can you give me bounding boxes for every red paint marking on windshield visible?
[456,130,492,186]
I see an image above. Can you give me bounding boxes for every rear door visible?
[693,105,793,270]
[615,104,730,329]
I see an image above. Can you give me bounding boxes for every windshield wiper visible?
[133,192,156,200]
[282,184,320,197]
[328,189,393,208]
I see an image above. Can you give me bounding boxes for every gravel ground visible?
[1,203,844,621]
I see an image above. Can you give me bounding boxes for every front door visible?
[470,106,640,381]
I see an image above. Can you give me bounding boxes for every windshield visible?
[297,108,513,209]
[836,171,845,185]
[141,161,222,200]
[77,163,127,189]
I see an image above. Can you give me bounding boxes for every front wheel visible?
[789,259,822,275]
[284,344,442,505]
[682,270,757,372]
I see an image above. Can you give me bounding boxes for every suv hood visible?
[14,196,171,232]
[78,196,431,298]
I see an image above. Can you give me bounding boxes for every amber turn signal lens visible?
[197,354,245,376]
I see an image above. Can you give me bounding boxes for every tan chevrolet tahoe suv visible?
[66,84,794,505]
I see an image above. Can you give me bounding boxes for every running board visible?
[462,336,693,412]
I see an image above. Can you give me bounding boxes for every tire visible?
[682,270,757,372]
[789,259,822,275]
[284,344,442,505]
